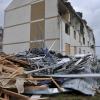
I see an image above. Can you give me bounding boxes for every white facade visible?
[3,0,95,55]
[4,0,31,54]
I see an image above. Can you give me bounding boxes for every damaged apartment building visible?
[3,0,95,55]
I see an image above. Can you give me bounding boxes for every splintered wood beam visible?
[25,78,51,81]
[0,65,16,73]
[2,67,23,86]
[7,57,30,66]
[0,55,14,62]
[50,77,63,92]
[1,60,18,69]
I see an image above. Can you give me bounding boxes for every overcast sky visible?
[0,0,100,56]
[0,0,12,26]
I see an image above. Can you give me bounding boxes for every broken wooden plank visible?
[1,60,18,69]
[1,68,23,86]
[50,77,63,92]
[7,57,30,66]
[25,85,48,90]
[0,64,16,73]
[25,78,51,81]
[0,55,14,62]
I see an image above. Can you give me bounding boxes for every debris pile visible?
[0,48,99,99]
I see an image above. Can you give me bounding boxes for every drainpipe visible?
[59,16,63,53]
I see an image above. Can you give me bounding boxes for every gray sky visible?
[0,0,100,56]
[0,0,12,26]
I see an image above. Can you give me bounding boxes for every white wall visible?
[3,24,30,44]
[4,3,31,54]
[45,0,60,52]
[45,0,58,18]
[5,5,30,27]
[45,17,60,39]
[3,43,30,54]
[3,23,30,54]
[45,40,60,52]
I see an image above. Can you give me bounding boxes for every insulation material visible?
[31,1,45,21]
[15,78,25,93]
[30,21,45,41]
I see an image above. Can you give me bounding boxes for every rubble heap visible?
[0,48,98,100]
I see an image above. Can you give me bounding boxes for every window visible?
[83,37,85,45]
[88,41,89,47]
[80,24,84,34]
[74,31,76,39]
[65,43,70,55]
[65,23,70,35]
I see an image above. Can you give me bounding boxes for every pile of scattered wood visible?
[0,49,98,99]
[0,53,50,100]
[0,53,64,100]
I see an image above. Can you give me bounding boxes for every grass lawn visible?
[46,93,100,100]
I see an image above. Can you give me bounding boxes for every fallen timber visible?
[0,48,100,99]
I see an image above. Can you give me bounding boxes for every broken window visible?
[91,45,95,49]
[65,23,70,35]
[80,24,84,34]
[74,31,76,39]
[83,37,85,45]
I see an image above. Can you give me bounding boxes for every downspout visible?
[59,16,63,53]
